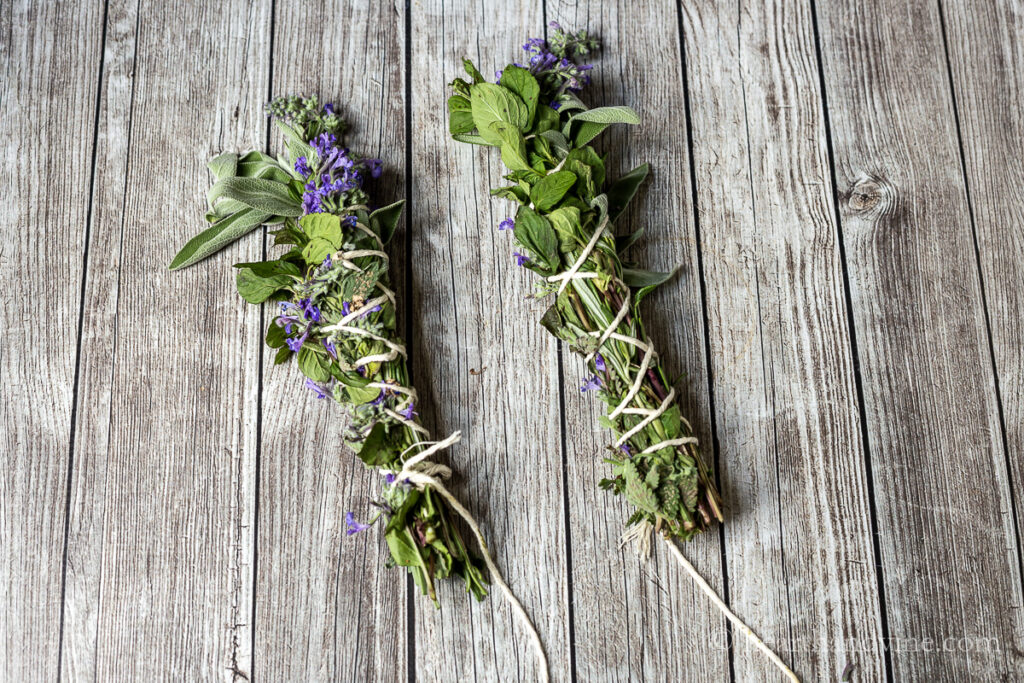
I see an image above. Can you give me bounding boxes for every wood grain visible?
[815,0,1024,678]
[680,1,886,680]
[409,2,570,680]
[940,0,1024,629]
[0,0,104,679]
[549,1,730,680]
[253,2,408,680]
[58,0,270,678]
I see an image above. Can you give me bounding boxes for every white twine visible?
[386,432,550,683]
[321,226,549,681]
[556,219,797,680]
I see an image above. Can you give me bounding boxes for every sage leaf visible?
[369,199,406,245]
[607,163,650,220]
[208,177,302,217]
[572,105,641,125]
[168,207,271,270]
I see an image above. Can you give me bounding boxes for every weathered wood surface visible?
[1,0,1022,680]
[680,1,885,681]
[1,1,104,680]
[815,0,1024,679]
[409,2,570,681]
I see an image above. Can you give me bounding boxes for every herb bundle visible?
[449,26,797,680]
[170,97,547,677]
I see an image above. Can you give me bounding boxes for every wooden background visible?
[2,0,1022,680]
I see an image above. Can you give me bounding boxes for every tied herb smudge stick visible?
[449,26,798,681]
[449,28,722,541]
[170,97,499,613]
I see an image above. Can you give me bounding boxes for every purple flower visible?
[385,473,397,485]
[302,192,322,215]
[620,444,633,457]
[300,298,321,322]
[295,156,311,176]
[371,389,386,406]
[550,101,561,111]
[594,353,606,373]
[495,69,503,80]
[342,214,357,228]
[311,132,338,158]
[513,251,529,267]
[365,158,383,179]
[323,338,337,359]
[305,378,330,399]
[361,304,382,317]
[321,255,333,270]
[399,402,417,421]
[499,218,514,231]
[323,102,335,114]
[523,37,546,54]
[580,375,602,392]
[341,301,352,317]
[286,331,308,352]
[345,511,370,535]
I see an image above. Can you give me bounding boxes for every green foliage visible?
[449,31,723,541]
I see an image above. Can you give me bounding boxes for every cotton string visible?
[553,218,798,681]
[390,433,550,683]
[319,234,549,682]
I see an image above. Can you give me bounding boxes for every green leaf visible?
[463,57,485,84]
[491,122,531,173]
[539,130,570,157]
[208,153,238,183]
[574,121,611,147]
[168,207,271,270]
[514,205,560,271]
[546,206,582,252]
[273,346,293,365]
[370,200,405,245]
[608,163,650,220]
[572,105,641,125]
[208,177,301,217]
[301,237,336,265]
[265,321,288,349]
[622,461,660,514]
[448,95,475,135]
[622,266,677,289]
[470,83,528,145]
[616,226,645,253]
[297,346,332,382]
[490,185,530,203]
[530,170,577,212]
[356,422,392,467]
[499,65,540,127]
[452,133,490,145]
[299,213,343,248]
[236,268,291,304]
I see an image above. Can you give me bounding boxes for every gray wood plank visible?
[253,2,409,681]
[409,3,570,681]
[548,1,731,680]
[814,0,1024,678]
[679,1,886,680]
[0,0,104,679]
[940,0,1024,617]
[58,0,271,678]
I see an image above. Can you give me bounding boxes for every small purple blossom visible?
[322,255,333,270]
[499,218,514,231]
[323,102,335,114]
[550,101,561,111]
[594,353,606,373]
[580,375,602,392]
[371,389,387,407]
[399,402,417,421]
[286,331,308,352]
[513,251,530,267]
[620,444,632,457]
[341,301,352,317]
[295,156,311,177]
[345,511,370,535]
[365,158,383,178]
[305,378,330,399]
[322,338,337,359]
[311,132,338,158]
[385,473,397,485]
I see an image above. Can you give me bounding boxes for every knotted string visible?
[388,432,550,683]
[320,226,549,681]
[555,216,798,681]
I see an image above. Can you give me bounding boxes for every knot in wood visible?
[847,175,883,212]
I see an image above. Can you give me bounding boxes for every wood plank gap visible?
[674,2,735,681]
[935,0,1024,596]
[806,2,893,680]
[56,1,111,679]
[403,0,416,680]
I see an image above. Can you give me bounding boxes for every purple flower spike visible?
[323,102,335,114]
[305,378,330,399]
[620,444,632,457]
[580,375,602,392]
[513,251,530,267]
[295,156,311,177]
[594,353,606,373]
[286,331,308,352]
[385,473,397,485]
[399,402,417,420]
[499,218,514,231]
[345,511,370,536]
[323,338,337,359]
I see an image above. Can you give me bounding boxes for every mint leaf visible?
[530,170,577,211]
[499,66,540,128]
[470,83,528,145]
